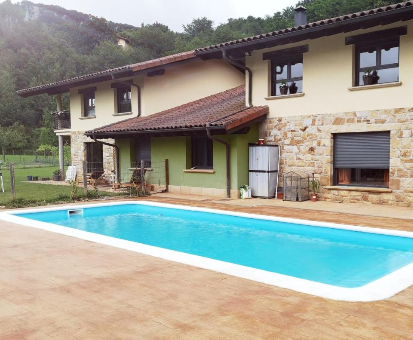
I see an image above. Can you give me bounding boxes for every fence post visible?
[82,160,88,195]
[165,159,169,192]
[140,160,145,193]
[10,163,15,200]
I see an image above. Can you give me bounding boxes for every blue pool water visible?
[17,204,413,288]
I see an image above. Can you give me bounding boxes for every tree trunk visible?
[2,147,5,163]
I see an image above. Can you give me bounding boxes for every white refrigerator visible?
[248,144,279,198]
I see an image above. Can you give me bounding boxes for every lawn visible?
[0,166,122,207]
[0,166,69,205]
[1,154,59,167]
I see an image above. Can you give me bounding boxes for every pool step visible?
[68,209,83,217]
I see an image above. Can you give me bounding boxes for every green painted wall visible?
[151,125,258,190]
[116,139,135,182]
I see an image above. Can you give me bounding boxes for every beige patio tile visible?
[2,197,413,339]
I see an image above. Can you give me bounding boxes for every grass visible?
[1,154,59,167]
[0,166,123,208]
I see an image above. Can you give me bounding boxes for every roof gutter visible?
[205,51,255,198]
[91,134,121,184]
[221,49,253,108]
[206,123,231,198]
[111,73,141,117]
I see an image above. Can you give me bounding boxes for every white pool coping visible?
[1,200,413,302]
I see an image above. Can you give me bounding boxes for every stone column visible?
[58,135,64,181]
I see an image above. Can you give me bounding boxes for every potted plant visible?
[52,169,61,181]
[289,81,298,94]
[362,69,379,85]
[279,79,288,95]
[372,70,380,84]
[310,178,320,202]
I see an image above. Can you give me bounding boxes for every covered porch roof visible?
[85,85,269,138]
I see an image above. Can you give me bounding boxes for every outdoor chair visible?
[77,170,105,186]
[113,167,146,190]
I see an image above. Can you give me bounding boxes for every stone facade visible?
[70,131,115,177]
[259,107,413,207]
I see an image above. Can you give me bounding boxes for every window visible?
[191,137,213,169]
[356,39,399,86]
[135,137,151,167]
[85,142,103,173]
[117,86,132,113]
[263,45,308,97]
[334,132,390,188]
[271,57,303,96]
[83,92,96,117]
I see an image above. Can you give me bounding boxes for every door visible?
[249,172,272,197]
[86,142,103,173]
[249,145,269,171]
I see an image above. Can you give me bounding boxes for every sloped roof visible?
[17,2,413,98]
[86,85,268,136]
[196,1,413,53]
[17,51,197,97]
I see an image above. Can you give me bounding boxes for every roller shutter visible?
[334,132,390,169]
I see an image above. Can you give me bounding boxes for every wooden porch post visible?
[56,94,63,112]
[58,135,65,181]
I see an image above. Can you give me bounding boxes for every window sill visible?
[324,186,392,193]
[79,116,96,120]
[265,93,305,100]
[128,168,153,171]
[183,169,215,174]
[113,112,133,117]
[348,82,402,91]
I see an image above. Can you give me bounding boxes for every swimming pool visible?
[2,201,413,301]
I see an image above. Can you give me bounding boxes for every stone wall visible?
[70,131,116,177]
[259,107,413,207]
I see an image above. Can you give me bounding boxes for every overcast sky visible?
[12,0,298,32]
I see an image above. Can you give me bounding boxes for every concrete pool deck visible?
[1,195,413,339]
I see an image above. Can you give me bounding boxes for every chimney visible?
[294,6,307,26]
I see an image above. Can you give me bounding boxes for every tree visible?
[120,23,176,57]
[183,17,214,38]
[0,123,27,162]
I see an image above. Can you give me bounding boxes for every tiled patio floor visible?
[1,196,413,339]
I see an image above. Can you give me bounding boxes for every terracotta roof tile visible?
[195,1,413,52]
[87,85,268,135]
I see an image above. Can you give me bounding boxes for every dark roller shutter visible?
[334,132,390,169]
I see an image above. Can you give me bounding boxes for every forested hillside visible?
[0,0,401,150]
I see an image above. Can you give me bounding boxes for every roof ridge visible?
[17,50,197,95]
[195,1,413,52]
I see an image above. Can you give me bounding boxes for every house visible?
[17,2,413,206]
[17,51,262,198]
[116,35,130,50]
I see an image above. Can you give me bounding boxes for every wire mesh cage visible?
[283,170,310,202]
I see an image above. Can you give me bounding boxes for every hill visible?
[0,0,401,150]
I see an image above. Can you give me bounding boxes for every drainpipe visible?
[91,134,121,184]
[206,123,231,198]
[111,74,141,117]
[221,49,253,107]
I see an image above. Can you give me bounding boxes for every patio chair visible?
[113,167,146,190]
[77,170,105,186]
[65,166,77,183]
[89,170,105,186]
